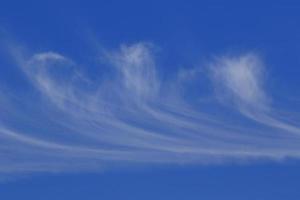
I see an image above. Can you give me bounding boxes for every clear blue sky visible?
[1,1,300,199]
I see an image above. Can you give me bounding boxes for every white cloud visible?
[0,42,300,174]
[210,53,269,111]
[210,53,300,135]
[31,52,67,63]
[107,43,160,102]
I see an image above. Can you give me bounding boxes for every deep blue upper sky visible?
[1,1,300,199]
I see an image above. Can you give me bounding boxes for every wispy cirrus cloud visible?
[0,41,300,174]
[210,53,269,110]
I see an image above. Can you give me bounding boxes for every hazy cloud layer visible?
[0,42,300,173]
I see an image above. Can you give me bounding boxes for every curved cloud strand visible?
[0,43,300,173]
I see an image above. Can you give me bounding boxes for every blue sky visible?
[1,1,300,199]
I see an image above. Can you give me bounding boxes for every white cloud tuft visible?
[108,43,160,101]
[210,53,269,111]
